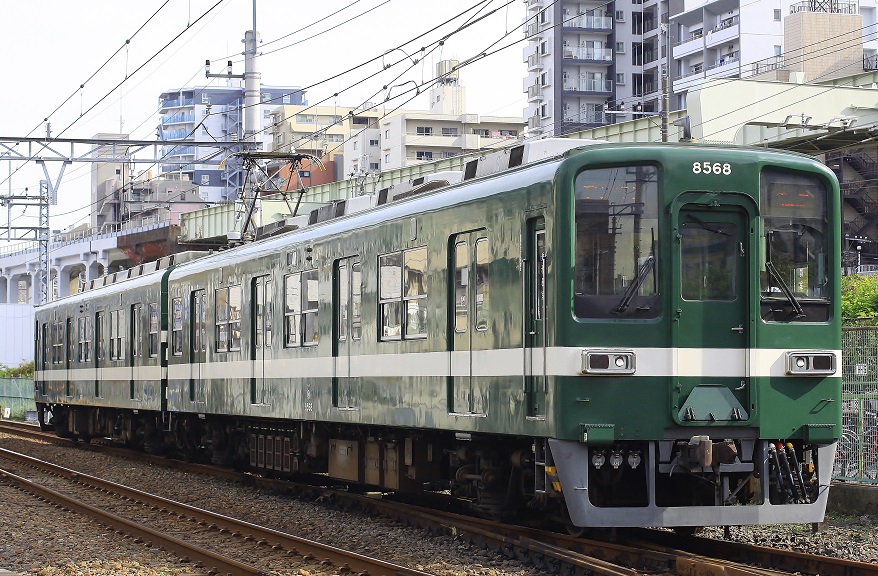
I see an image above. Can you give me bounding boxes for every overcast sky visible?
[0,0,527,234]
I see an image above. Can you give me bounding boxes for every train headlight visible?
[591,450,606,470]
[785,351,836,376]
[581,350,636,375]
[609,450,624,469]
[627,450,642,469]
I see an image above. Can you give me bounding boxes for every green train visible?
[34,139,841,529]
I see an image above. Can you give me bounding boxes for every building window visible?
[416,151,433,160]
[385,129,390,138]
[774,9,781,20]
[379,247,427,340]
[283,94,291,104]
[171,297,183,356]
[416,126,433,136]
[148,303,159,358]
[540,71,549,86]
[201,93,210,104]
[215,286,242,352]
[441,127,458,136]
[385,153,391,163]
[540,40,549,55]
[284,270,319,347]
[201,174,210,185]
[539,9,549,24]
[499,129,517,137]
[353,141,358,150]
[616,73,626,85]
[369,162,380,170]
[774,45,782,56]
[615,10,624,21]
[615,42,625,53]
[441,152,453,159]
[472,129,489,137]
[540,103,549,117]
[369,139,379,146]
[262,93,271,103]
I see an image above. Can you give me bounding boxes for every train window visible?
[680,221,738,301]
[338,262,348,342]
[337,259,362,342]
[109,310,126,361]
[283,272,318,347]
[404,248,428,338]
[52,320,64,364]
[573,165,660,319]
[265,280,273,347]
[380,247,428,340]
[301,271,318,345]
[454,242,468,333]
[172,297,184,356]
[352,263,362,340]
[284,273,302,346]
[77,317,91,363]
[148,303,159,358]
[475,239,490,331]
[760,169,830,322]
[214,286,242,352]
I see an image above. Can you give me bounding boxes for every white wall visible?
[0,304,34,367]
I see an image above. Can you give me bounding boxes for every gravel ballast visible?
[0,432,876,575]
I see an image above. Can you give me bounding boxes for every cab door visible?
[525,219,547,418]
[129,303,143,401]
[451,232,491,415]
[672,200,751,424]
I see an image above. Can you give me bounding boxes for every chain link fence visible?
[0,378,36,420]
[837,327,878,483]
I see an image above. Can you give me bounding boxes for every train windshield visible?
[760,169,831,322]
[573,165,660,319]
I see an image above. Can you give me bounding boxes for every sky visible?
[0,0,527,235]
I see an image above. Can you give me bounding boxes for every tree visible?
[841,274,878,320]
[0,360,34,379]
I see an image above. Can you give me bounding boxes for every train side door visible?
[333,258,362,410]
[189,290,206,403]
[65,317,74,398]
[94,312,104,399]
[672,203,751,424]
[129,303,143,401]
[250,276,272,405]
[525,219,547,418]
[451,231,490,415]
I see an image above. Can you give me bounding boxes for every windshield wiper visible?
[765,261,805,318]
[612,255,655,314]
[686,214,732,235]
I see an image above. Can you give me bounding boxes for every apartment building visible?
[157,83,305,204]
[524,0,878,136]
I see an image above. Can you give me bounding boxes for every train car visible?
[35,140,841,530]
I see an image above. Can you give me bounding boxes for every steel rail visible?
[0,446,431,576]
[0,466,264,576]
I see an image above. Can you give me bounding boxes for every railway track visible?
[2,420,875,576]
[0,444,432,576]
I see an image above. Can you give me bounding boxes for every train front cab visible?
[547,147,841,528]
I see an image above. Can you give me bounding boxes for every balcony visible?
[563,15,612,31]
[707,54,739,73]
[674,31,703,59]
[527,52,544,71]
[161,112,195,125]
[562,47,613,63]
[527,84,545,101]
[705,17,739,48]
[527,0,543,10]
[159,97,194,111]
[527,115,542,131]
[562,79,613,95]
[524,22,540,38]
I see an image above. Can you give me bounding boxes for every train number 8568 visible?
[692,161,732,175]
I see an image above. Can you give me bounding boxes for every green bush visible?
[842,274,878,322]
[0,360,34,379]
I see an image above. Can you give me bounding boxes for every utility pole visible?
[1,181,53,304]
